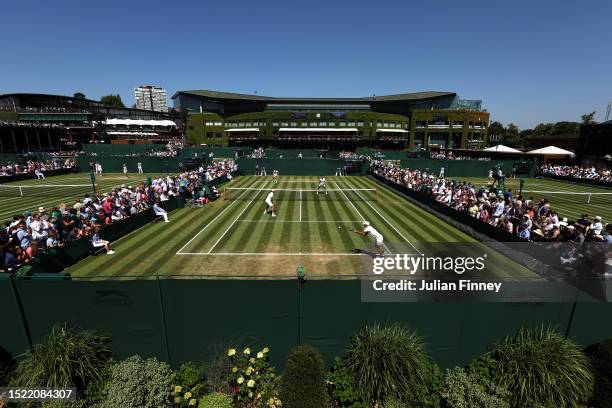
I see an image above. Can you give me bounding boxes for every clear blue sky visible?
[2,0,610,128]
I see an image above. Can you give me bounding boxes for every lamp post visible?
[296,265,305,345]
[89,164,97,196]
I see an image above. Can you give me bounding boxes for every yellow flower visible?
[247,379,255,388]
[189,398,197,406]
[184,392,192,399]
[248,391,253,398]
[249,357,256,364]
[232,366,238,373]
[262,347,270,354]
[174,396,181,404]
[257,351,264,359]
[246,366,253,375]
[227,348,236,356]
[237,376,244,384]
[243,347,251,355]
[174,385,182,393]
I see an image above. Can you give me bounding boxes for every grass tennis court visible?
[462,176,612,222]
[0,172,160,223]
[66,175,537,279]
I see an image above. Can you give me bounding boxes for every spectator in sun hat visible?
[592,216,603,234]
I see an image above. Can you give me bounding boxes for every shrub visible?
[465,355,500,389]
[0,345,16,386]
[343,323,431,405]
[172,361,207,406]
[11,323,112,396]
[102,355,175,408]
[490,326,593,408]
[202,345,234,394]
[280,345,327,408]
[440,367,510,408]
[326,357,368,408]
[197,392,232,408]
[227,346,280,407]
[583,339,612,408]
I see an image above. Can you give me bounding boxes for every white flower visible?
[247,379,255,388]
[257,352,264,358]
[243,347,251,355]
[227,348,236,356]
[237,376,244,384]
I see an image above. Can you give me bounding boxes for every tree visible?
[100,94,125,107]
[581,111,596,124]
[487,121,505,145]
[73,92,86,99]
[503,123,522,147]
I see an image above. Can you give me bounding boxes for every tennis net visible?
[223,187,378,201]
[0,184,95,197]
[522,190,612,205]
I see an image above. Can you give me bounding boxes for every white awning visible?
[107,131,159,136]
[483,144,522,153]
[278,127,358,132]
[527,146,574,156]
[103,119,177,127]
[225,128,259,132]
[376,128,409,133]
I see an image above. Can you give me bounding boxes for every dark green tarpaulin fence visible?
[236,158,360,176]
[399,158,537,178]
[2,276,612,371]
[75,156,187,174]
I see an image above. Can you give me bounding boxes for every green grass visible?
[0,172,162,223]
[462,177,612,223]
[66,175,537,279]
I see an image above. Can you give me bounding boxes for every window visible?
[281,122,289,126]
[416,120,427,128]
[206,132,214,138]
[348,121,356,126]
[310,122,318,126]
[215,132,222,138]
[205,121,213,126]
[290,122,297,127]
[239,123,245,127]
[301,122,308,127]
[245,122,252,127]
[383,122,390,128]
[339,122,346,127]
[357,121,364,127]
[273,122,279,127]
[319,122,327,127]
[214,121,222,126]
[328,122,335,126]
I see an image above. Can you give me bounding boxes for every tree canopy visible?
[100,94,125,107]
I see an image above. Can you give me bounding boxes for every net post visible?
[223,188,227,200]
[588,193,591,204]
[19,186,23,197]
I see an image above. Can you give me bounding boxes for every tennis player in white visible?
[264,189,276,217]
[316,176,327,195]
[355,221,385,257]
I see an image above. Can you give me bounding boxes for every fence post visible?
[9,278,33,349]
[156,273,171,364]
[296,266,305,345]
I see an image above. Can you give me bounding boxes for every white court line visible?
[237,220,362,223]
[206,182,270,254]
[177,252,368,256]
[175,179,264,254]
[340,180,423,255]
[176,252,419,256]
[299,190,302,221]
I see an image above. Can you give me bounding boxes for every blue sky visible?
[1,0,610,128]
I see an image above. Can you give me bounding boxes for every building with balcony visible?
[172,90,488,149]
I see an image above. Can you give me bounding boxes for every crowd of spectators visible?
[339,151,369,160]
[370,160,610,244]
[0,159,76,177]
[199,159,237,183]
[430,152,491,161]
[540,164,612,183]
[0,120,68,129]
[247,147,266,158]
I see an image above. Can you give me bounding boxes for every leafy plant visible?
[465,355,500,389]
[227,346,279,407]
[197,392,232,408]
[172,361,207,406]
[102,355,175,408]
[11,323,112,396]
[489,326,593,408]
[583,339,612,408]
[343,323,431,405]
[0,345,16,386]
[381,398,408,408]
[440,367,510,408]
[280,345,327,408]
[202,344,234,394]
[326,357,368,408]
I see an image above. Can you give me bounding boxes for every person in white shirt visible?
[272,170,279,183]
[264,190,276,217]
[355,221,385,257]
[317,177,327,195]
[34,168,45,179]
[122,164,128,178]
[137,162,143,174]
[153,202,170,222]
